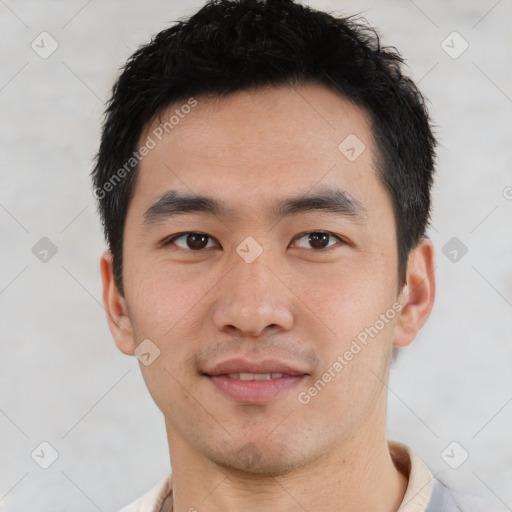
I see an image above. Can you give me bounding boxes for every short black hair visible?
[92,0,436,295]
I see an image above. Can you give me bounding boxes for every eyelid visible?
[163,230,346,251]
[290,231,345,249]
[162,232,220,249]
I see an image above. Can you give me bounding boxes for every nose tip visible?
[212,262,294,337]
[223,307,282,338]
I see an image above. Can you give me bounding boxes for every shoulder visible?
[431,477,507,512]
[119,474,172,512]
[452,488,508,512]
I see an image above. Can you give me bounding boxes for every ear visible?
[393,238,436,347]
[100,250,135,355]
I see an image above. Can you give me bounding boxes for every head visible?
[94,0,436,475]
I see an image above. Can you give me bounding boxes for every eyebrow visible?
[143,187,368,226]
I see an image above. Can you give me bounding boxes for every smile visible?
[205,374,306,403]
[225,372,284,380]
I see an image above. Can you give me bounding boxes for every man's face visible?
[117,84,406,474]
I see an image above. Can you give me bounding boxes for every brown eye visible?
[293,231,342,250]
[168,232,216,250]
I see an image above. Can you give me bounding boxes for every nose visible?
[211,253,295,338]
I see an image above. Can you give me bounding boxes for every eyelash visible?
[163,231,346,252]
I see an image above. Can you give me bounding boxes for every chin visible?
[206,440,314,477]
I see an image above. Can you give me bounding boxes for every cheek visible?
[297,259,398,380]
[124,261,206,333]
[138,358,206,434]
[123,262,222,378]
[292,258,392,330]
[298,300,396,427]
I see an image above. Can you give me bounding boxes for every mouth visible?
[223,372,286,380]
[202,359,309,403]
[204,374,307,403]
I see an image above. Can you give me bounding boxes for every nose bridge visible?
[212,246,294,336]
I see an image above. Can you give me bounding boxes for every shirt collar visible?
[122,440,435,512]
[388,440,435,512]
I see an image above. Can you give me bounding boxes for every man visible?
[92,1,493,511]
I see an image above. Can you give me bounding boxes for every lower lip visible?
[206,375,306,403]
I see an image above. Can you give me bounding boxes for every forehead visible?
[131,83,384,219]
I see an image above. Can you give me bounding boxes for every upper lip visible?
[203,358,309,376]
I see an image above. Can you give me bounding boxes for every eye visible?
[165,232,218,251]
[163,231,344,252]
[291,231,344,250]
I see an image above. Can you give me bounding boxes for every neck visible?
[167,428,408,512]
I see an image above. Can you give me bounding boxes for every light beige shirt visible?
[119,440,488,512]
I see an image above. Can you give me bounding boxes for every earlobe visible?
[100,250,135,355]
[393,238,436,348]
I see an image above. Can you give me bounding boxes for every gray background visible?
[1,0,511,510]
